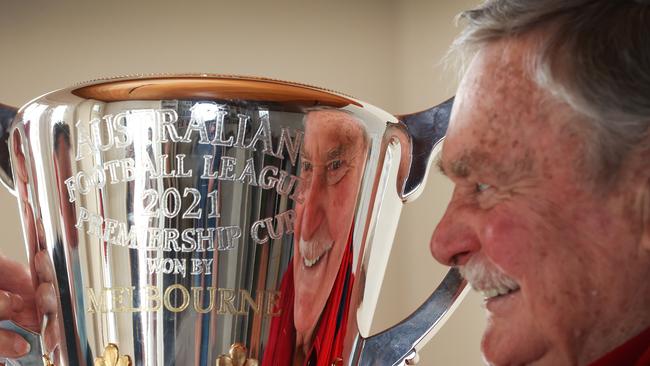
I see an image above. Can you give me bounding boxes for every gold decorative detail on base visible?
[42,354,54,366]
[94,343,132,366]
[216,343,258,366]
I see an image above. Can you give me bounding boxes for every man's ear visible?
[638,143,650,252]
[615,130,650,251]
[640,177,650,252]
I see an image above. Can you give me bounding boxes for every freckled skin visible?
[430,36,650,365]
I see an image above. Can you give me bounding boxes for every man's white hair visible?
[452,0,650,181]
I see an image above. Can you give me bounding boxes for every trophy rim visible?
[68,73,361,107]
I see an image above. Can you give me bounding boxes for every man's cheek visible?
[333,186,358,222]
[333,175,359,204]
[481,211,534,273]
[292,205,305,244]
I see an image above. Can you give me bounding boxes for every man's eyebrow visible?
[440,149,534,182]
[450,159,471,178]
[327,145,346,160]
[436,159,447,176]
[437,153,473,179]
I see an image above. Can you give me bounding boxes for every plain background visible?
[0,1,486,364]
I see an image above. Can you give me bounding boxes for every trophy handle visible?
[0,103,16,192]
[354,98,468,365]
[355,269,467,365]
[396,97,453,202]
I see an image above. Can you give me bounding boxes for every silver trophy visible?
[0,75,465,366]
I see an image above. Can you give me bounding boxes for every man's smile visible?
[299,238,334,268]
[459,257,521,311]
[481,285,520,301]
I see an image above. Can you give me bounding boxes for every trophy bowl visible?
[0,74,465,366]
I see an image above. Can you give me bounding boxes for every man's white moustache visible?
[459,257,520,299]
[299,238,333,267]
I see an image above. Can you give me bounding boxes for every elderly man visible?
[430,1,650,365]
[263,108,368,365]
[293,109,367,351]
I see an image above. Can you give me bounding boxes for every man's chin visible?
[293,252,331,336]
[294,306,318,335]
[480,314,549,366]
[482,338,542,366]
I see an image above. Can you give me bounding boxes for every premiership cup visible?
[0,75,465,366]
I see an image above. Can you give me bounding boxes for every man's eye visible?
[476,182,491,193]
[328,159,342,171]
[302,161,313,171]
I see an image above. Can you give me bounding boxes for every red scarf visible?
[588,325,650,366]
[262,235,354,366]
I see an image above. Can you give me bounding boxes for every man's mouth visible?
[299,238,333,268]
[458,257,520,301]
[480,284,520,300]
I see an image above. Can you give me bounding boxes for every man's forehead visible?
[442,37,554,171]
[305,111,362,132]
[451,41,542,127]
[303,111,364,157]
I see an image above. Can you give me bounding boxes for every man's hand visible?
[0,254,37,359]
[0,252,59,361]
[0,289,30,357]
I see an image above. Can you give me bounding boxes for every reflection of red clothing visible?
[588,326,650,366]
[263,234,354,366]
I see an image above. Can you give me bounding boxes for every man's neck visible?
[295,324,317,360]
[580,282,650,365]
[585,324,650,366]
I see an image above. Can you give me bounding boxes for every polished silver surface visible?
[0,75,462,365]
[351,268,467,366]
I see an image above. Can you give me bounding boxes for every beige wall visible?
[0,0,484,364]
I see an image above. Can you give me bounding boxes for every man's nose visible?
[429,198,481,266]
[300,175,326,241]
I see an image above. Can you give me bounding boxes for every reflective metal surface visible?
[351,269,467,366]
[0,75,462,365]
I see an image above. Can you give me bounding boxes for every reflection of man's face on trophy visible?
[293,109,367,348]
